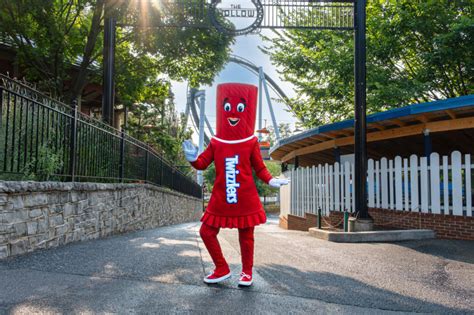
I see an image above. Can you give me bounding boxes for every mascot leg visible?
[199,223,230,275]
[238,227,255,275]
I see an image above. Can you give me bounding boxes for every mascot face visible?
[216,83,258,140]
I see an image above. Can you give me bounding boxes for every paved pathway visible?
[0,215,473,314]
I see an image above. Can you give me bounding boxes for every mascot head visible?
[216,83,258,141]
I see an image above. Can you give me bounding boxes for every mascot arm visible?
[190,143,214,170]
[250,141,273,184]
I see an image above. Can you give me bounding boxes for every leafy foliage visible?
[0,0,233,97]
[125,80,192,166]
[262,0,473,128]
[261,123,294,147]
[0,0,234,167]
[22,145,64,181]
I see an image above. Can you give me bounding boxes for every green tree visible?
[262,123,294,146]
[262,0,473,128]
[0,0,233,169]
[254,161,281,203]
[125,80,192,166]
[0,0,233,102]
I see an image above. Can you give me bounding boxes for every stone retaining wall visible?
[0,181,203,259]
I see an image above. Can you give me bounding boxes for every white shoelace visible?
[240,272,251,279]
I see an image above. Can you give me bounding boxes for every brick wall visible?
[365,208,474,240]
[0,182,203,259]
[280,208,474,240]
[279,213,333,231]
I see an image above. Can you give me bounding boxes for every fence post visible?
[119,107,127,183]
[69,99,78,182]
[317,207,322,229]
[144,145,149,183]
[160,157,164,186]
[119,129,125,182]
[344,211,349,232]
[171,167,175,189]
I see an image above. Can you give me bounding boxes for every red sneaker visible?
[203,271,231,284]
[238,272,253,286]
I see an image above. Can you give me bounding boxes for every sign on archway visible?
[210,0,264,35]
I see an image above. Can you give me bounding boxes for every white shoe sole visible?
[203,272,231,284]
[238,279,253,286]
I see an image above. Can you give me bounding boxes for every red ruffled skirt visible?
[201,211,266,229]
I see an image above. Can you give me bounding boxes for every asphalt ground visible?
[0,215,473,314]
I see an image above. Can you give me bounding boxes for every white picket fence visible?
[280,151,474,218]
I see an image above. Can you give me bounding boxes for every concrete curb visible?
[308,228,436,243]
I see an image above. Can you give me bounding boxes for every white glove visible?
[182,140,198,162]
[269,178,290,188]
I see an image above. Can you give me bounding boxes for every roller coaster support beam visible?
[260,68,280,141]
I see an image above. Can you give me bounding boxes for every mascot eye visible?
[224,103,231,112]
[237,103,246,112]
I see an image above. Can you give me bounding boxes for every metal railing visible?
[0,74,202,199]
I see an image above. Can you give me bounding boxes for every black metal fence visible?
[0,74,202,199]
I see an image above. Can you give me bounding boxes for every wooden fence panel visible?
[381,157,388,209]
[368,159,375,207]
[298,168,302,215]
[404,158,410,211]
[344,162,351,212]
[323,163,329,214]
[452,151,463,216]
[466,154,472,216]
[318,164,323,213]
[340,164,346,211]
[329,164,334,211]
[395,156,403,210]
[389,159,394,210]
[410,155,419,211]
[443,155,449,214]
[375,160,380,208]
[334,162,340,211]
[420,157,429,213]
[430,153,441,214]
[287,152,472,218]
[290,168,295,215]
[351,163,355,212]
[305,167,311,213]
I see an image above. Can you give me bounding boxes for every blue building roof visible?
[271,95,474,155]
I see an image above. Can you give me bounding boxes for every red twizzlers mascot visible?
[182,83,288,286]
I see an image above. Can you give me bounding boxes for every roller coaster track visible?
[228,54,291,107]
[188,55,292,145]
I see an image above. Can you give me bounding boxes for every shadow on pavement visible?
[395,239,474,265]
[0,223,205,285]
[256,264,469,314]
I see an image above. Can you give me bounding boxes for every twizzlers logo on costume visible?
[225,155,240,203]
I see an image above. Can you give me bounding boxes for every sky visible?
[171,30,300,140]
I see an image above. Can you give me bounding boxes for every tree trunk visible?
[68,0,104,104]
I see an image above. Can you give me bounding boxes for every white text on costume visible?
[225,155,240,203]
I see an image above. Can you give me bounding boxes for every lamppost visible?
[354,0,370,223]
[102,0,116,125]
